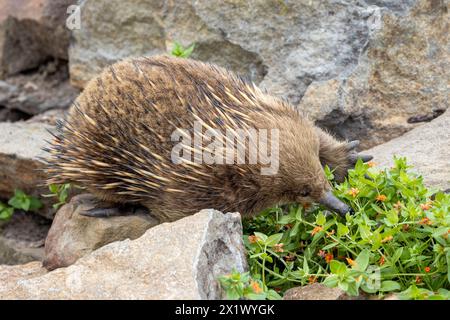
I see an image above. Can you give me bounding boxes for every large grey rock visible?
[0,121,55,219]
[0,209,247,299]
[0,0,73,77]
[298,0,449,148]
[44,194,160,270]
[366,109,450,190]
[0,60,79,116]
[69,0,448,148]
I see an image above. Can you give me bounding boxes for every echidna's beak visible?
[319,191,352,216]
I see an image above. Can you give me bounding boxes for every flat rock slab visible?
[0,121,55,218]
[283,283,355,300]
[44,194,160,270]
[366,110,450,191]
[0,209,247,299]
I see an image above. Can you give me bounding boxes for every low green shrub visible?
[220,157,450,300]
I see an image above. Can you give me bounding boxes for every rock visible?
[0,60,79,116]
[0,211,50,264]
[0,209,247,299]
[366,109,450,190]
[0,121,55,219]
[26,108,67,126]
[68,0,448,148]
[298,0,449,148]
[43,194,160,270]
[0,0,73,77]
[283,283,354,300]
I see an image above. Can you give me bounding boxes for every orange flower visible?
[376,194,387,202]
[311,226,323,236]
[379,256,385,266]
[346,258,357,267]
[381,235,393,243]
[424,266,431,273]
[248,235,259,243]
[348,188,360,198]
[250,281,263,294]
[419,217,432,225]
[367,161,376,167]
[273,243,284,253]
[325,253,334,264]
[308,276,317,284]
[420,201,432,211]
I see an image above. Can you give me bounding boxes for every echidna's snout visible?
[319,191,352,216]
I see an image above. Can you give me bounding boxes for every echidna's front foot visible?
[346,140,373,166]
[332,140,373,183]
[80,202,149,218]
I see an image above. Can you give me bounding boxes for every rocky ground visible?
[0,0,448,299]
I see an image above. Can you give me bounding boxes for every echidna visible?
[44,55,371,222]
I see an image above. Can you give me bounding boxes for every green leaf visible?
[446,250,450,284]
[379,280,401,292]
[253,232,268,243]
[337,223,349,237]
[330,260,347,275]
[323,275,339,288]
[354,249,370,272]
[266,233,283,246]
[315,212,326,226]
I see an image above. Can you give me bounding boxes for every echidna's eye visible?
[299,186,312,197]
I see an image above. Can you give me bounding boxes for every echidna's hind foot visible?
[80,201,150,218]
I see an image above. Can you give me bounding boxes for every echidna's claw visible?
[349,153,373,164]
[80,204,149,218]
[346,140,360,151]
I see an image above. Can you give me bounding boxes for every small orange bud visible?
[420,202,432,210]
[248,235,259,243]
[273,243,284,253]
[419,217,432,225]
[311,226,323,236]
[381,235,393,243]
[348,188,360,198]
[250,281,263,294]
[367,161,376,167]
[325,253,334,264]
[376,194,387,202]
[415,276,422,284]
[308,276,317,284]
[424,266,431,273]
[346,258,357,267]
[379,256,385,266]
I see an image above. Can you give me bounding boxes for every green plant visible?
[219,269,282,300]
[43,183,72,209]
[232,157,449,300]
[8,189,42,212]
[0,189,43,221]
[170,41,195,58]
[0,202,14,220]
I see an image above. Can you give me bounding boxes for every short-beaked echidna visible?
[45,55,371,222]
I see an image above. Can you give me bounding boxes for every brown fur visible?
[45,55,350,222]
